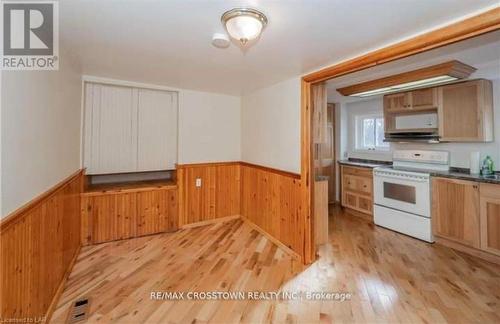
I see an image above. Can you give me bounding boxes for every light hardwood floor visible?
[52,207,500,323]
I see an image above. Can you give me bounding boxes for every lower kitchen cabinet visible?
[81,185,178,245]
[340,165,373,216]
[433,177,500,263]
[480,183,500,256]
[432,178,480,248]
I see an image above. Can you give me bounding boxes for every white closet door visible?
[137,89,178,171]
[87,84,138,174]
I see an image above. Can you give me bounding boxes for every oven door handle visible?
[374,173,429,183]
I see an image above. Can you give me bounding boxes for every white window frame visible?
[355,114,390,152]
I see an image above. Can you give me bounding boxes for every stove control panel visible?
[393,150,449,165]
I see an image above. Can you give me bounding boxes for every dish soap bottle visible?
[481,156,494,175]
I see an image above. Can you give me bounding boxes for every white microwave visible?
[394,113,437,130]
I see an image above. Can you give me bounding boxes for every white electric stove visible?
[373,150,450,242]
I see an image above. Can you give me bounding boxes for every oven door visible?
[374,171,430,217]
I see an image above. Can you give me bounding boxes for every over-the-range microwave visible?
[385,112,439,143]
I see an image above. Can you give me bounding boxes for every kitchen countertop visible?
[338,158,500,184]
[338,158,392,169]
[430,168,500,185]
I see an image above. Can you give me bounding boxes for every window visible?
[356,115,389,151]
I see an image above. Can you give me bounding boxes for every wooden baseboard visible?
[44,245,81,323]
[241,216,302,261]
[435,237,500,265]
[180,215,241,229]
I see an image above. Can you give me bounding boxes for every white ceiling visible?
[61,0,499,96]
[326,30,500,103]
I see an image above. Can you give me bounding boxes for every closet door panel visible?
[137,89,178,171]
[83,83,95,173]
[95,85,138,174]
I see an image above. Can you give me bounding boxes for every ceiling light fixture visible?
[221,8,268,45]
[337,61,476,97]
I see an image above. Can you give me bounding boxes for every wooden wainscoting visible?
[177,162,241,227]
[240,162,303,258]
[0,170,84,322]
[81,185,178,245]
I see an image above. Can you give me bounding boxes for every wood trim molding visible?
[1,170,84,320]
[303,7,500,83]
[301,80,314,264]
[239,162,301,179]
[176,161,241,169]
[0,169,84,232]
[177,161,301,179]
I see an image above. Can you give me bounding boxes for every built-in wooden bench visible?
[81,178,178,245]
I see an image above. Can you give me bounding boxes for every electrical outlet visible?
[195,178,202,187]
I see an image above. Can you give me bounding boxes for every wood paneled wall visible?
[177,162,241,226]
[0,170,84,321]
[81,187,178,245]
[177,162,304,258]
[240,163,303,256]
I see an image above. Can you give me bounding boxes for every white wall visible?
[178,90,241,164]
[344,79,500,169]
[241,77,301,173]
[1,49,82,217]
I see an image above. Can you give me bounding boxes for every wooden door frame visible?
[300,7,500,264]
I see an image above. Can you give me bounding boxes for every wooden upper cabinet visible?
[432,178,480,248]
[480,184,500,256]
[410,88,438,110]
[384,88,438,113]
[438,79,493,142]
[384,92,411,112]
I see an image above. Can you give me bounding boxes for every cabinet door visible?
[384,92,411,112]
[480,184,500,256]
[137,89,178,171]
[343,175,357,192]
[432,178,480,247]
[136,189,177,236]
[356,177,372,195]
[343,192,358,210]
[82,193,138,244]
[358,196,373,214]
[438,80,493,142]
[410,88,438,110]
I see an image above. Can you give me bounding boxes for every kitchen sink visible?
[481,174,500,180]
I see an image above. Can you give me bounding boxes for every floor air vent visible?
[67,297,90,323]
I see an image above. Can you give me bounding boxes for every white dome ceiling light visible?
[221,8,268,46]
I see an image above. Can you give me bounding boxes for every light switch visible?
[195,178,202,187]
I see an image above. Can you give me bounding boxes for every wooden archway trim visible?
[303,7,500,83]
[300,7,500,264]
